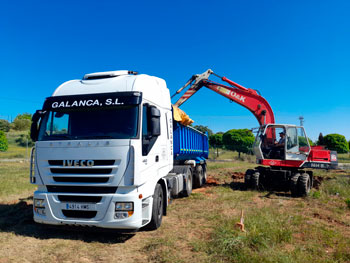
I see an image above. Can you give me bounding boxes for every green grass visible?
[338,153,350,163]
[0,131,30,159]
[0,162,35,201]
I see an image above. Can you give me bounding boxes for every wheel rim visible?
[158,190,163,220]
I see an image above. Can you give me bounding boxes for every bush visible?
[0,131,8,152]
[12,119,31,131]
[0,119,10,132]
[323,134,349,153]
[15,133,34,147]
[11,113,32,131]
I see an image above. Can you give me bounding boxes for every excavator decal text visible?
[216,87,246,103]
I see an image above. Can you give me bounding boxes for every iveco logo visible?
[63,160,94,167]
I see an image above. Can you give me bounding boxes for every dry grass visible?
[0,160,349,262]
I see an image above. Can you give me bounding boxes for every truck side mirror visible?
[30,110,44,142]
[148,106,160,137]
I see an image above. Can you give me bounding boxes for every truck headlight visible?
[34,198,46,215]
[115,202,133,219]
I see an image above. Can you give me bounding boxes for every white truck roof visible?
[52,70,171,109]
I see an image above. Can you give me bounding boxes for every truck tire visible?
[290,173,300,197]
[201,163,207,185]
[298,173,311,197]
[251,172,260,190]
[147,183,164,230]
[244,169,255,189]
[182,169,193,197]
[193,165,203,189]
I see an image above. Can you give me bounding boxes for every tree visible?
[223,129,255,158]
[193,125,213,136]
[0,131,8,152]
[12,113,32,131]
[323,134,349,153]
[0,119,10,132]
[209,133,223,157]
[317,133,325,145]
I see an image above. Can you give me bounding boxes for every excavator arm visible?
[173,69,275,126]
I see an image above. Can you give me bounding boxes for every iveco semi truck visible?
[30,70,209,230]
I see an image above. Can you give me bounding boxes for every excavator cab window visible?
[297,127,310,153]
[259,125,286,160]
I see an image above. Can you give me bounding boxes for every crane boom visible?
[173,69,275,126]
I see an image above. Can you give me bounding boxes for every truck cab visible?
[30,70,175,229]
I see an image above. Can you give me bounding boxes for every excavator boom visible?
[173,69,275,126]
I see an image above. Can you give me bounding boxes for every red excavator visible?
[173,69,338,197]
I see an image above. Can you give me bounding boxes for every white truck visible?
[30,70,209,230]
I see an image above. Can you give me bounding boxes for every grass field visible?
[0,159,349,263]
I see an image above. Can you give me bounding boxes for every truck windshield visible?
[38,106,139,140]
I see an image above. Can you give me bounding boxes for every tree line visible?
[0,117,349,155]
[193,125,350,157]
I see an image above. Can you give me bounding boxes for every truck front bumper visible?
[33,188,152,230]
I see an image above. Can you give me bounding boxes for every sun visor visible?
[43,92,142,111]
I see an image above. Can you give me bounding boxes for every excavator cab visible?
[254,124,311,162]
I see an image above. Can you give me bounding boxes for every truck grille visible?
[53,177,109,183]
[48,160,115,166]
[62,210,97,219]
[50,168,112,174]
[47,159,116,184]
[47,185,117,194]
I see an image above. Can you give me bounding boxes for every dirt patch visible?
[313,212,350,227]
[313,175,334,190]
[231,172,245,180]
[206,177,220,185]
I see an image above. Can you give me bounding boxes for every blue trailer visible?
[173,121,209,162]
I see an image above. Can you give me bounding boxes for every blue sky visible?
[0,0,349,141]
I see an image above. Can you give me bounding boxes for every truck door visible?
[140,104,161,176]
[285,126,310,161]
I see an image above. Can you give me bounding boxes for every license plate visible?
[65,203,96,211]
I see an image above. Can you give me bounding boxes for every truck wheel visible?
[193,165,203,189]
[201,163,207,185]
[244,169,255,189]
[183,169,193,197]
[251,172,260,190]
[147,184,164,230]
[290,173,300,197]
[298,173,311,197]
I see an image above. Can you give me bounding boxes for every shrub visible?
[12,119,31,131]
[0,131,8,152]
[0,119,10,132]
[15,133,34,147]
[11,113,32,131]
[323,134,349,153]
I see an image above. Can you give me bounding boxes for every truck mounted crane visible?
[172,69,338,197]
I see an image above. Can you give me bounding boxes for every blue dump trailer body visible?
[173,121,209,162]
